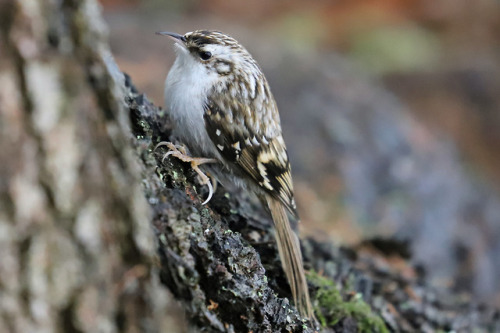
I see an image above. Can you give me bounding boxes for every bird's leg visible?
[155,142,218,204]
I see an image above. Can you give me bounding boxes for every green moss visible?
[308,271,388,333]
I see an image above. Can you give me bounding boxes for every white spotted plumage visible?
[160,30,314,319]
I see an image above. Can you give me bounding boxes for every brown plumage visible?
[159,29,314,319]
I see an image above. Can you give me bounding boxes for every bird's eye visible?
[199,51,212,60]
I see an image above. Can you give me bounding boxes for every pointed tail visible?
[267,196,314,319]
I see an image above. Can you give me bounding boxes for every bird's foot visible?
[155,142,218,204]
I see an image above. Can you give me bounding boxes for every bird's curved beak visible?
[155,31,187,43]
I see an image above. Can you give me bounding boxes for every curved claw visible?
[154,140,217,205]
[161,150,175,163]
[201,180,214,205]
[154,141,170,150]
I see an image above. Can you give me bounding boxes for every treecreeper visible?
[156,29,314,319]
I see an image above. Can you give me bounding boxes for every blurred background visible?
[101,0,500,307]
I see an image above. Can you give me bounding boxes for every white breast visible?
[164,47,220,157]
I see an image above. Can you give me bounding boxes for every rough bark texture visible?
[0,1,184,332]
[1,1,499,333]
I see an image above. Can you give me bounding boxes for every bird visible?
[156,29,314,319]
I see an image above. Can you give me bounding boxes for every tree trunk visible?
[0,1,184,332]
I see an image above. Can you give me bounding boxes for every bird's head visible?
[157,30,260,78]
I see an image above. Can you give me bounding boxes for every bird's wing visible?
[203,94,297,216]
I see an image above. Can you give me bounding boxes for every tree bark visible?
[0,1,184,332]
[0,1,499,332]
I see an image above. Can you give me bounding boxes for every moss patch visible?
[308,271,388,333]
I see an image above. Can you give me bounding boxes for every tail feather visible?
[267,196,313,319]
